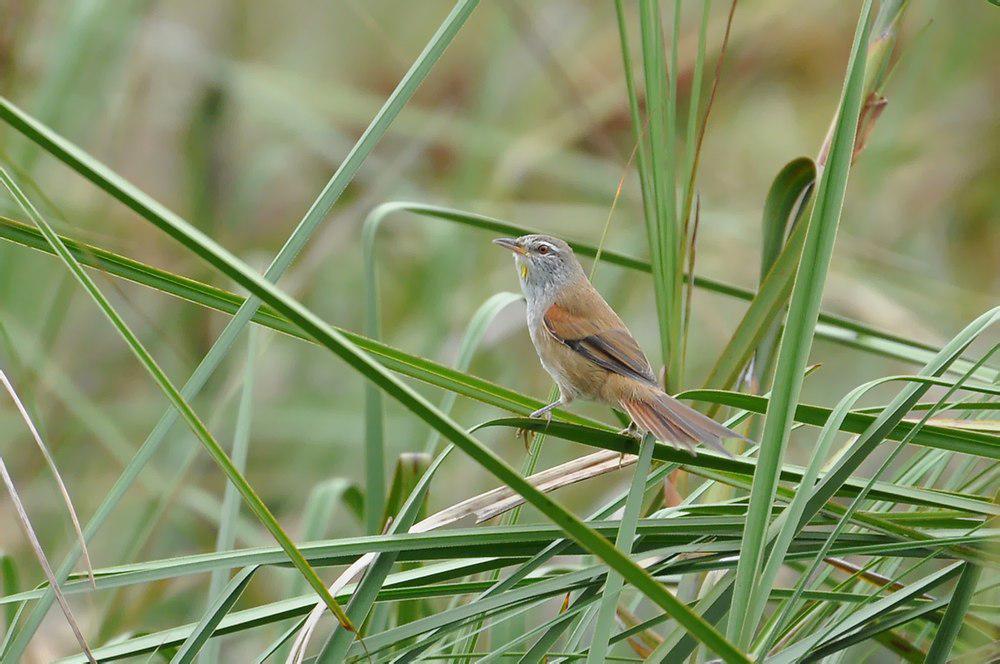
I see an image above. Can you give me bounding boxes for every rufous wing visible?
[543,294,656,385]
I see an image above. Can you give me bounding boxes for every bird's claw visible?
[517,409,552,450]
[617,422,642,440]
[616,422,643,466]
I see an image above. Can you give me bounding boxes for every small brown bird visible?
[494,234,744,455]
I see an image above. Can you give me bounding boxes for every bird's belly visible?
[528,323,608,402]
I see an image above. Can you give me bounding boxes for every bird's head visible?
[492,234,584,298]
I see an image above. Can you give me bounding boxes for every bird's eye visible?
[537,244,551,255]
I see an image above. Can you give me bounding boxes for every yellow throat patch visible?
[519,262,528,280]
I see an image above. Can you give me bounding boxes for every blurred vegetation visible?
[0,0,996,661]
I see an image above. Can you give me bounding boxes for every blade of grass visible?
[638,0,681,387]
[0,0,479,653]
[0,168,355,631]
[0,442,94,662]
[759,347,996,658]
[0,369,93,588]
[1,209,986,381]
[586,435,656,664]
[173,565,259,664]
[8,519,991,611]
[727,1,874,646]
[922,561,984,663]
[744,336,999,643]
[308,447,453,663]
[0,554,17,631]
[364,197,521,532]
[201,327,261,664]
[744,158,815,395]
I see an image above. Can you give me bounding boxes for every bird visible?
[493,234,745,456]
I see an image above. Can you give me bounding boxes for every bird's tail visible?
[621,391,746,456]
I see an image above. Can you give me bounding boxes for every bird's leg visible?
[529,399,564,421]
[616,421,643,466]
[518,397,567,449]
[617,420,642,439]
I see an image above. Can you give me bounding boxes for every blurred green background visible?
[0,0,997,659]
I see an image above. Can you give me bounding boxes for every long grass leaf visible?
[587,436,656,663]
[201,328,261,664]
[308,447,453,663]
[173,565,259,664]
[0,210,984,379]
[925,562,984,663]
[727,1,874,645]
[363,199,521,530]
[0,168,355,631]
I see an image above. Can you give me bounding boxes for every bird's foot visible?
[517,409,552,450]
[616,422,643,465]
[617,421,642,439]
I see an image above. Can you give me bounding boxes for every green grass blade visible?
[362,208,387,534]
[925,562,984,664]
[363,199,522,531]
[1,209,986,380]
[638,0,681,385]
[749,340,997,654]
[201,328,260,664]
[173,565,258,664]
[0,554,17,631]
[0,1,478,650]
[0,168,355,635]
[768,562,964,663]
[314,447,452,662]
[760,347,996,658]
[701,157,816,399]
[8,521,992,610]
[727,1,874,646]
[586,436,656,663]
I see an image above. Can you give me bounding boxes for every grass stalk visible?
[727,0,874,646]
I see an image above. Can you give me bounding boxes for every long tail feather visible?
[621,392,746,457]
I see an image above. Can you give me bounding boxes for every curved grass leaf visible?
[364,194,521,531]
[703,157,815,398]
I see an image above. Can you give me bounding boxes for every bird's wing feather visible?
[543,294,656,385]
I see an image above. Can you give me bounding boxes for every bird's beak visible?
[492,237,526,255]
